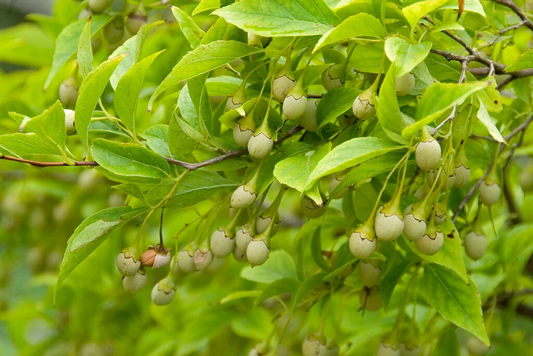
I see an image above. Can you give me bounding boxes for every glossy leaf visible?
[384,37,432,77]
[172,6,205,49]
[241,250,297,284]
[77,18,93,78]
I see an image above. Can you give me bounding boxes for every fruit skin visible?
[464,231,487,261]
[302,335,338,356]
[177,248,196,274]
[273,62,296,102]
[298,98,319,132]
[210,228,235,258]
[236,223,255,251]
[434,202,447,225]
[256,214,280,237]
[359,286,382,311]
[479,179,501,206]
[403,204,427,241]
[233,245,248,263]
[88,0,113,13]
[151,276,175,306]
[125,11,147,34]
[415,226,444,255]
[399,343,419,356]
[395,72,415,96]
[415,129,441,171]
[140,245,171,269]
[59,78,78,108]
[116,246,140,276]
[233,114,256,148]
[377,343,401,356]
[103,17,125,45]
[359,260,381,287]
[467,337,489,355]
[246,239,270,266]
[375,205,404,242]
[300,195,326,219]
[349,224,377,259]
[283,85,308,120]
[454,149,470,188]
[194,248,213,271]
[123,268,146,294]
[352,88,376,120]
[226,85,247,111]
[230,184,257,209]
[328,174,349,199]
[321,64,345,91]
[79,7,93,19]
[248,130,273,159]
[64,109,77,135]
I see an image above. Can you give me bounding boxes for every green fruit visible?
[377,343,401,356]
[399,343,419,356]
[104,17,125,44]
[273,61,296,102]
[375,204,404,242]
[79,7,93,19]
[349,224,377,258]
[415,129,441,171]
[300,195,326,219]
[454,149,470,188]
[236,223,255,251]
[520,166,533,192]
[403,203,427,241]
[193,247,213,271]
[359,286,382,311]
[321,63,345,91]
[59,78,78,108]
[210,228,235,258]
[125,11,147,34]
[231,184,257,209]
[414,225,443,255]
[233,114,255,147]
[116,246,140,276]
[298,98,319,132]
[283,80,307,120]
[464,231,487,261]
[328,174,349,199]
[122,268,146,294]
[178,248,196,274]
[64,109,77,135]
[395,72,415,96]
[434,202,447,225]
[256,213,280,236]
[246,239,270,266]
[88,0,113,13]
[206,256,225,272]
[248,33,263,48]
[352,88,376,120]
[151,276,175,306]
[248,123,273,159]
[302,335,338,356]
[233,245,248,263]
[359,260,381,287]
[226,85,247,111]
[467,337,489,355]
[479,170,501,206]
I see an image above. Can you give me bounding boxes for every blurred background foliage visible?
[0,1,532,356]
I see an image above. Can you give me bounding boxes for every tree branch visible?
[491,0,533,32]
[0,155,98,167]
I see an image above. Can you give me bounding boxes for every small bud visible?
[359,260,381,287]
[236,223,255,251]
[210,228,235,258]
[273,62,296,102]
[64,109,76,135]
[246,238,270,266]
[479,170,501,206]
[403,203,427,241]
[415,129,441,171]
[116,246,140,276]
[194,248,213,271]
[248,124,273,159]
[376,342,400,356]
[151,276,175,306]
[349,224,377,259]
[88,0,113,13]
[375,204,404,242]
[298,98,319,132]
[414,225,443,255]
[321,63,345,91]
[467,337,489,356]
[359,286,382,311]
[230,184,257,209]
[283,80,307,120]
[328,174,349,199]
[464,231,487,261]
[300,195,326,219]
[352,88,375,120]
[123,267,146,294]
[125,11,147,35]
[59,78,78,108]
[395,72,415,96]
[226,85,247,111]
[177,247,196,274]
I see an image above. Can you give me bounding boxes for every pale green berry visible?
[123,268,146,294]
[434,203,447,225]
[248,131,273,159]
[88,0,113,13]
[479,179,501,206]
[273,64,296,102]
[359,286,382,311]
[226,85,247,111]
[464,231,487,261]
[298,98,319,132]
[467,337,489,356]
[116,247,140,276]
[302,335,338,356]
[349,225,377,259]
[206,256,225,272]
[210,228,235,258]
[64,109,76,135]
[283,85,307,120]
[415,228,444,255]
[375,205,404,242]
[300,195,326,219]
[230,184,257,209]
[79,7,93,19]
[415,130,441,171]
[125,11,147,34]
[328,174,349,199]
[352,88,375,120]
[395,73,415,96]
[321,64,345,91]
[256,214,280,237]
[455,149,470,188]
[236,224,255,251]
[59,78,78,108]
[399,344,419,356]
[193,248,213,271]
[246,239,270,266]
[233,245,248,263]
[248,33,263,47]
[151,277,175,306]
[178,249,196,274]
[377,343,401,356]
[359,260,381,287]
[403,204,427,241]
[103,17,125,44]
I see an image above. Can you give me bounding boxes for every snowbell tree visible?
[0,0,533,355]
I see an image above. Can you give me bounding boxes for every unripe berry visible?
[206,256,225,272]
[59,78,78,108]
[377,343,400,356]
[415,129,441,171]
[349,224,377,259]
[467,337,489,355]
[116,246,140,276]
[520,167,533,192]
[194,248,213,271]
[283,80,307,120]
[464,231,487,261]
[403,204,427,241]
[395,72,415,96]
[231,184,257,209]
[375,204,404,242]
[123,268,146,294]
[328,174,349,199]
[246,238,270,266]
[103,17,125,45]
[434,202,447,225]
[177,248,196,274]
[248,33,263,48]
[454,149,470,188]
[226,85,247,111]
[302,335,339,356]
[359,286,382,311]
[298,98,319,132]
[236,223,255,251]
[233,114,255,147]
[79,7,93,19]
[64,109,76,135]
[300,195,326,219]
[321,63,345,91]
[352,88,376,120]
[256,213,280,237]
[479,171,501,206]
[248,123,273,159]
[233,245,248,263]
[415,226,443,255]
[141,245,171,269]
[125,11,147,35]
[273,63,296,102]
[399,343,419,356]
[210,228,235,258]
[359,260,381,287]
[88,0,113,13]
[151,276,175,306]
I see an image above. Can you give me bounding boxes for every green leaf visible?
[423,264,489,346]
[402,82,487,139]
[241,250,297,284]
[44,15,109,90]
[171,6,205,49]
[254,278,300,308]
[314,13,384,52]
[441,0,486,17]
[377,65,408,144]
[290,272,327,313]
[91,138,171,180]
[506,48,533,72]
[77,18,93,78]
[214,0,340,37]
[476,99,505,143]
[75,54,126,150]
[311,226,329,271]
[433,327,461,356]
[403,220,468,283]
[273,143,330,193]
[316,87,360,128]
[148,41,263,110]
[379,259,411,310]
[21,101,67,151]
[402,0,449,30]
[115,51,163,135]
[0,133,63,158]
[193,0,222,15]
[219,290,262,305]
[384,37,432,77]
[305,137,404,188]
[55,207,147,297]
[143,170,239,208]
[169,115,198,157]
[344,152,409,188]
[140,124,171,158]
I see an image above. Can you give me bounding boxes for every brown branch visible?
[0,155,97,167]
[432,61,467,135]
[491,0,533,32]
